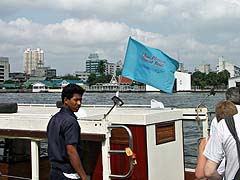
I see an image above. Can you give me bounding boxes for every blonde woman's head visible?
[215,100,238,122]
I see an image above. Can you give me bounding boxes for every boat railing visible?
[18,103,56,107]
[18,103,151,108]
[181,108,215,170]
[13,104,213,140]
[108,125,135,179]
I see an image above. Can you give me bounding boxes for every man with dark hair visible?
[47,84,87,180]
[225,87,240,104]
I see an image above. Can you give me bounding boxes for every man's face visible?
[64,93,82,112]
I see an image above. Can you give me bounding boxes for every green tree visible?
[104,74,112,83]
[218,70,230,86]
[192,70,230,89]
[115,69,122,76]
[61,74,79,80]
[191,71,207,89]
[87,73,97,85]
[96,74,112,83]
[4,80,15,84]
[206,72,218,86]
[98,60,106,75]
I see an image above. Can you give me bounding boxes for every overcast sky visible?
[1,0,240,75]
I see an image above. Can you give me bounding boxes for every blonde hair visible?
[215,100,238,122]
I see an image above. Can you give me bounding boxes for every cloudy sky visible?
[1,0,240,75]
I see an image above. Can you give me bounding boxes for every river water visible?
[0,91,225,168]
[0,91,225,110]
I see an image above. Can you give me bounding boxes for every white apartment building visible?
[218,56,240,77]
[75,71,90,82]
[106,62,116,75]
[105,60,122,75]
[0,57,10,84]
[228,76,240,88]
[24,48,44,75]
[175,71,191,91]
[116,60,122,73]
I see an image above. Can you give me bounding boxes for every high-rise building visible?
[105,60,123,76]
[85,54,123,76]
[0,57,10,84]
[24,48,44,75]
[217,56,240,77]
[106,62,116,75]
[195,64,211,74]
[86,53,107,75]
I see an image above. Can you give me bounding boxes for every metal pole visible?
[31,140,39,180]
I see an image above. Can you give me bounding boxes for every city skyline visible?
[1,46,239,76]
[1,0,240,75]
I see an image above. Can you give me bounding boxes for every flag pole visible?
[116,75,120,97]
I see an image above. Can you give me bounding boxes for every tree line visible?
[87,65,231,89]
[191,70,230,89]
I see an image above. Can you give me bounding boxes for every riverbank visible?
[0,88,227,93]
[0,89,32,93]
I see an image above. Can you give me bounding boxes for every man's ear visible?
[63,97,68,105]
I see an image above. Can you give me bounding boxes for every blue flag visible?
[122,37,179,94]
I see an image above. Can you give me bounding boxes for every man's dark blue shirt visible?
[47,107,82,173]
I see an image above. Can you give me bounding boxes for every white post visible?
[31,140,39,180]
[202,113,209,138]
[115,90,119,97]
[102,123,111,180]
